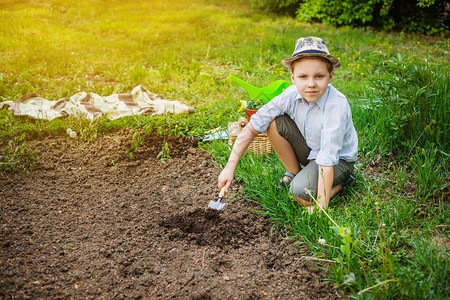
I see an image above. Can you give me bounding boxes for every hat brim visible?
[282,52,341,71]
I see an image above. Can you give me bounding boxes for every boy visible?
[218,37,358,213]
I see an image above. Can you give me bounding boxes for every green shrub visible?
[390,0,450,36]
[297,0,393,28]
[252,0,449,36]
[354,52,449,201]
[250,0,302,16]
[363,52,449,157]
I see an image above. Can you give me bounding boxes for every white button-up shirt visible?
[250,84,358,166]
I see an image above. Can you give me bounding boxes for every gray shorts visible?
[275,114,354,200]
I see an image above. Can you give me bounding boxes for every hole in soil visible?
[159,208,254,249]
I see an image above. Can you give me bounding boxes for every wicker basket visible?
[228,117,273,155]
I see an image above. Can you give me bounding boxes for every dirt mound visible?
[0,129,338,299]
[160,208,263,249]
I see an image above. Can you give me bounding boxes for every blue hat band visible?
[292,49,329,58]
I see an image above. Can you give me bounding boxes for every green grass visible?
[1,0,449,298]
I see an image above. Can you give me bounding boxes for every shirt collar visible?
[315,85,330,110]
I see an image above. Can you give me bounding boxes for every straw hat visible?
[281,37,341,71]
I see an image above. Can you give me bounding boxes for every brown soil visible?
[0,129,339,299]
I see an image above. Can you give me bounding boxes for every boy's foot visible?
[340,172,356,188]
[278,171,297,188]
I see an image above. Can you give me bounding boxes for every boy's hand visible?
[306,206,315,214]
[218,168,234,193]
[306,205,324,214]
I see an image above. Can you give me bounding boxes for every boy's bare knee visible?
[266,121,281,141]
[266,120,277,133]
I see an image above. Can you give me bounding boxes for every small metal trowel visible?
[208,186,226,210]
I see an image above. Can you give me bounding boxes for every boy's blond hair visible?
[290,56,333,74]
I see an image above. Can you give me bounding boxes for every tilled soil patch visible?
[0,129,338,299]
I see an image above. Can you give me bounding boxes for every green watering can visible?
[229,75,291,102]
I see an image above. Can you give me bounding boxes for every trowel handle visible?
[219,186,226,198]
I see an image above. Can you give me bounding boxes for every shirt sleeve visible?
[315,101,348,166]
[249,85,296,133]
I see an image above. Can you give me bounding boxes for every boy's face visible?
[290,58,333,104]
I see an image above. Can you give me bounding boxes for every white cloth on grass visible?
[0,85,194,120]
